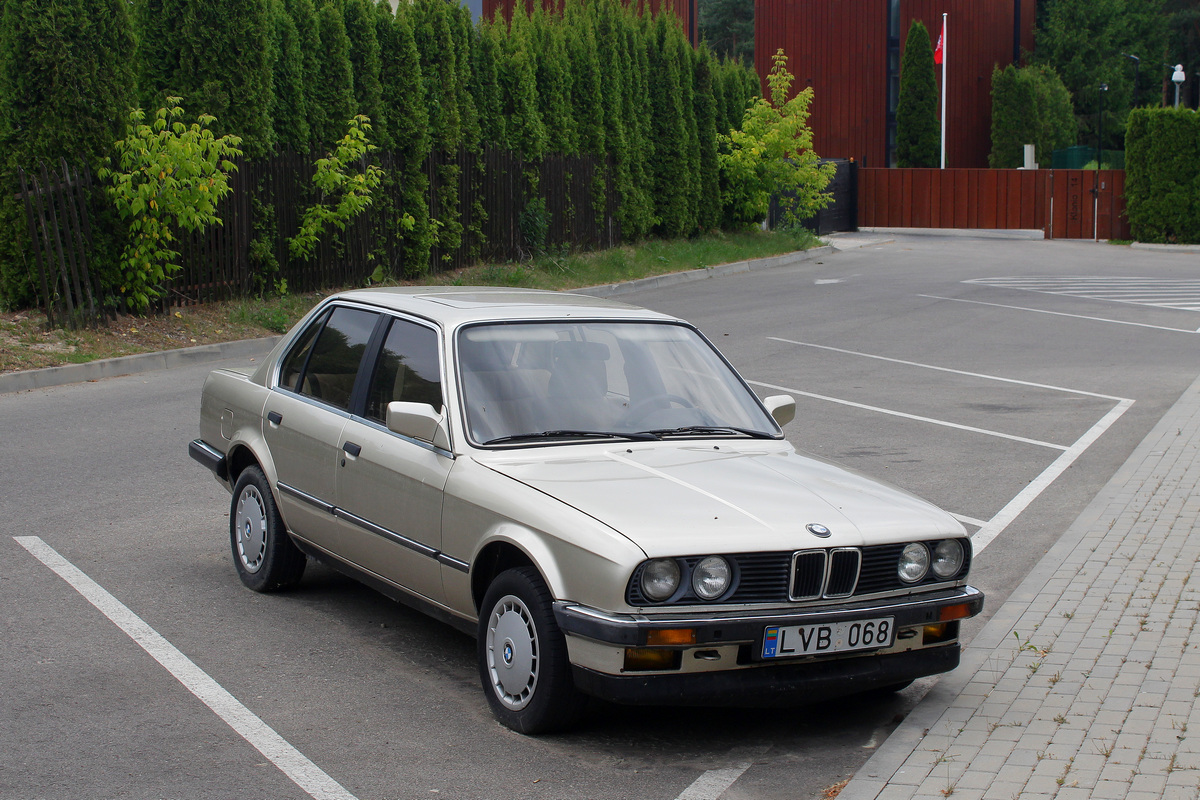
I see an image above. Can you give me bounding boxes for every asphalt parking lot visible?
[4,231,1200,800]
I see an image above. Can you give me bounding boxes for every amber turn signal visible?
[939,603,972,621]
[646,628,696,646]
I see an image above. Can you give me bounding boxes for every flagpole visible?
[940,12,947,169]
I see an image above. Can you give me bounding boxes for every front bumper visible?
[553,585,983,647]
[553,585,982,705]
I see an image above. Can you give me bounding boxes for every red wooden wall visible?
[483,0,698,44]
[756,0,1035,168]
[858,168,1131,240]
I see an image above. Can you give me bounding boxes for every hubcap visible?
[486,595,539,710]
[235,485,267,573]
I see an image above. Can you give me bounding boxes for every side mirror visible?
[763,395,796,428]
[386,401,451,450]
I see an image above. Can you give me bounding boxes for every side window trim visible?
[278,307,330,393]
[355,311,449,431]
[345,313,392,417]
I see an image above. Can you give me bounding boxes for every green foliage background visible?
[1,0,831,314]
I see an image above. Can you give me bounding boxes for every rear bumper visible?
[189,439,228,482]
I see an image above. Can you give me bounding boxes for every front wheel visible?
[229,466,306,592]
[477,567,586,734]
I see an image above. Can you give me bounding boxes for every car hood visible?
[476,442,964,557]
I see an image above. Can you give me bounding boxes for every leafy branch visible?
[98,98,242,312]
[289,115,400,261]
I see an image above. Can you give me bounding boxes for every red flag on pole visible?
[934,25,944,65]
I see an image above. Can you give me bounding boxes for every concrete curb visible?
[0,336,282,395]
[573,245,836,299]
[836,367,1200,800]
[1,245,841,394]
[1129,241,1200,255]
[857,227,1047,240]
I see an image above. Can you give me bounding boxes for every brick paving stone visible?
[836,373,1200,800]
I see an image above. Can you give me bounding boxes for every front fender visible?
[441,457,647,617]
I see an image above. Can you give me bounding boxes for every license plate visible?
[762,617,895,658]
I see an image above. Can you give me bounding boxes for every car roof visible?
[331,286,680,327]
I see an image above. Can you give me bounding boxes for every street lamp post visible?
[1121,53,1140,107]
[1172,64,1186,108]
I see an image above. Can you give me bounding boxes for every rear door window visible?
[290,306,379,411]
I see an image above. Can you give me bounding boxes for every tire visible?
[229,466,306,592]
[477,567,587,734]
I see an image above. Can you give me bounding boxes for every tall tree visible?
[284,0,322,149]
[646,14,690,237]
[269,0,310,151]
[694,44,722,231]
[0,0,136,306]
[344,0,384,143]
[179,0,275,158]
[377,0,433,276]
[1035,0,1168,147]
[133,0,187,112]
[311,1,356,147]
[895,19,939,167]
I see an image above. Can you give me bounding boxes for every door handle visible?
[342,442,362,457]
[267,411,283,425]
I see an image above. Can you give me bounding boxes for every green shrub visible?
[1125,107,1200,244]
[990,64,1074,168]
[895,19,939,168]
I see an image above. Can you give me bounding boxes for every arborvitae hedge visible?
[179,0,274,158]
[134,0,186,113]
[0,0,136,306]
[379,0,433,275]
[895,19,939,168]
[344,0,384,145]
[1125,108,1200,244]
[1,0,770,306]
[311,2,355,148]
[269,0,310,151]
[284,0,322,149]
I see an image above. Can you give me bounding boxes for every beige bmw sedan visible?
[190,287,983,733]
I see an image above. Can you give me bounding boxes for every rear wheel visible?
[230,466,306,592]
[478,567,586,734]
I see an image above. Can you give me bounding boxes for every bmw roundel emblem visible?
[807,523,831,538]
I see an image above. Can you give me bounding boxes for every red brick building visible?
[756,0,1035,167]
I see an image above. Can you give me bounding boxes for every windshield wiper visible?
[644,425,777,440]
[483,429,661,445]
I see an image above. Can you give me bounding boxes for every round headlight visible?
[641,559,681,601]
[692,556,731,600]
[898,543,930,583]
[932,539,965,579]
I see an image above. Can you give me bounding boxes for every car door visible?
[335,314,453,603]
[263,305,380,553]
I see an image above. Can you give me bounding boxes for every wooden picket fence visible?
[16,146,620,322]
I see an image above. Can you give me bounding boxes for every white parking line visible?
[13,536,357,800]
[675,763,753,800]
[750,381,1068,451]
[759,341,1135,554]
[919,294,1200,335]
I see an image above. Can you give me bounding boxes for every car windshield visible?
[457,321,779,445]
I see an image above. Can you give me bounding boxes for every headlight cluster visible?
[898,539,965,584]
[639,556,733,602]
